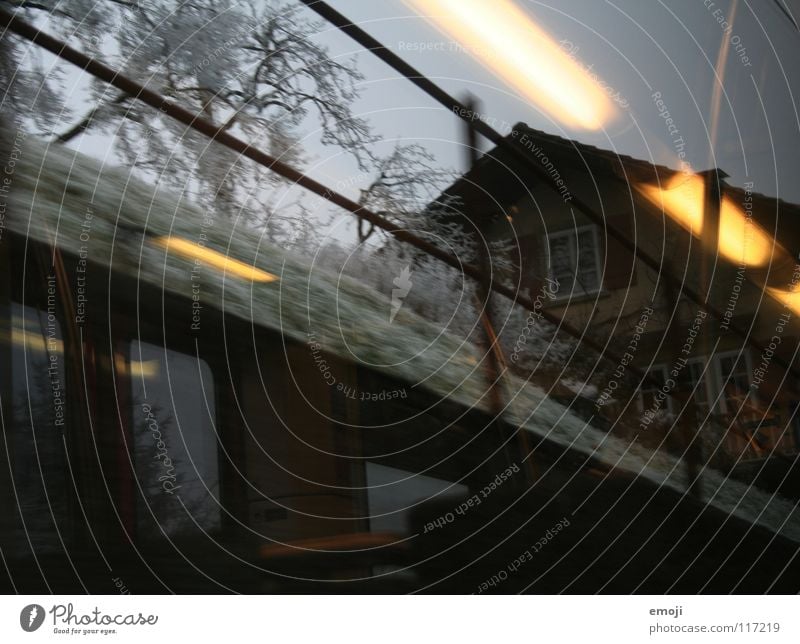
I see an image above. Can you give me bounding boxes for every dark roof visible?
[439,122,800,255]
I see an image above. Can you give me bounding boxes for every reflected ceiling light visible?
[128,360,160,378]
[636,174,774,267]
[4,331,158,376]
[718,199,773,267]
[766,285,800,316]
[4,329,64,354]
[404,0,616,129]
[637,174,705,235]
[114,354,161,378]
[154,236,278,283]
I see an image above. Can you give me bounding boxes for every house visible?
[435,123,800,473]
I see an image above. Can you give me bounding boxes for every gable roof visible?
[440,122,800,256]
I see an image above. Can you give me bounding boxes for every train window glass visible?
[5,302,69,554]
[129,340,220,538]
[365,462,467,533]
[548,226,601,297]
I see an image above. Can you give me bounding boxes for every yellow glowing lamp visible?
[154,236,278,283]
[636,175,774,267]
[404,0,616,130]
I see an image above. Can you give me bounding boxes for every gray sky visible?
[33,0,800,244]
[312,0,800,202]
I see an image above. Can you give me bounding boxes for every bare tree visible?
[1,0,453,240]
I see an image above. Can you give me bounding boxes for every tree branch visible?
[51,92,129,144]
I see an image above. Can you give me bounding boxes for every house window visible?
[716,351,753,415]
[652,352,753,420]
[637,364,674,416]
[683,358,713,417]
[548,226,601,296]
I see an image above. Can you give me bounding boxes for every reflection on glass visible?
[636,174,775,267]
[130,341,220,538]
[766,284,800,316]
[404,0,617,129]
[366,463,467,533]
[5,303,69,555]
[153,236,279,283]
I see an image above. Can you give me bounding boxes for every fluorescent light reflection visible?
[636,174,774,267]
[3,330,159,377]
[114,354,160,378]
[2,329,63,354]
[154,236,278,283]
[766,285,800,316]
[405,0,616,129]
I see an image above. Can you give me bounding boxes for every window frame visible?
[127,338,222,540]
[636,363,674,416]
[683,357,715,416]
[546,225,603,300]
[713,349,754,416]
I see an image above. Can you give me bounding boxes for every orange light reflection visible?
[405,0,616,130]
[636,174,774,267]
[154,236,278,283]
